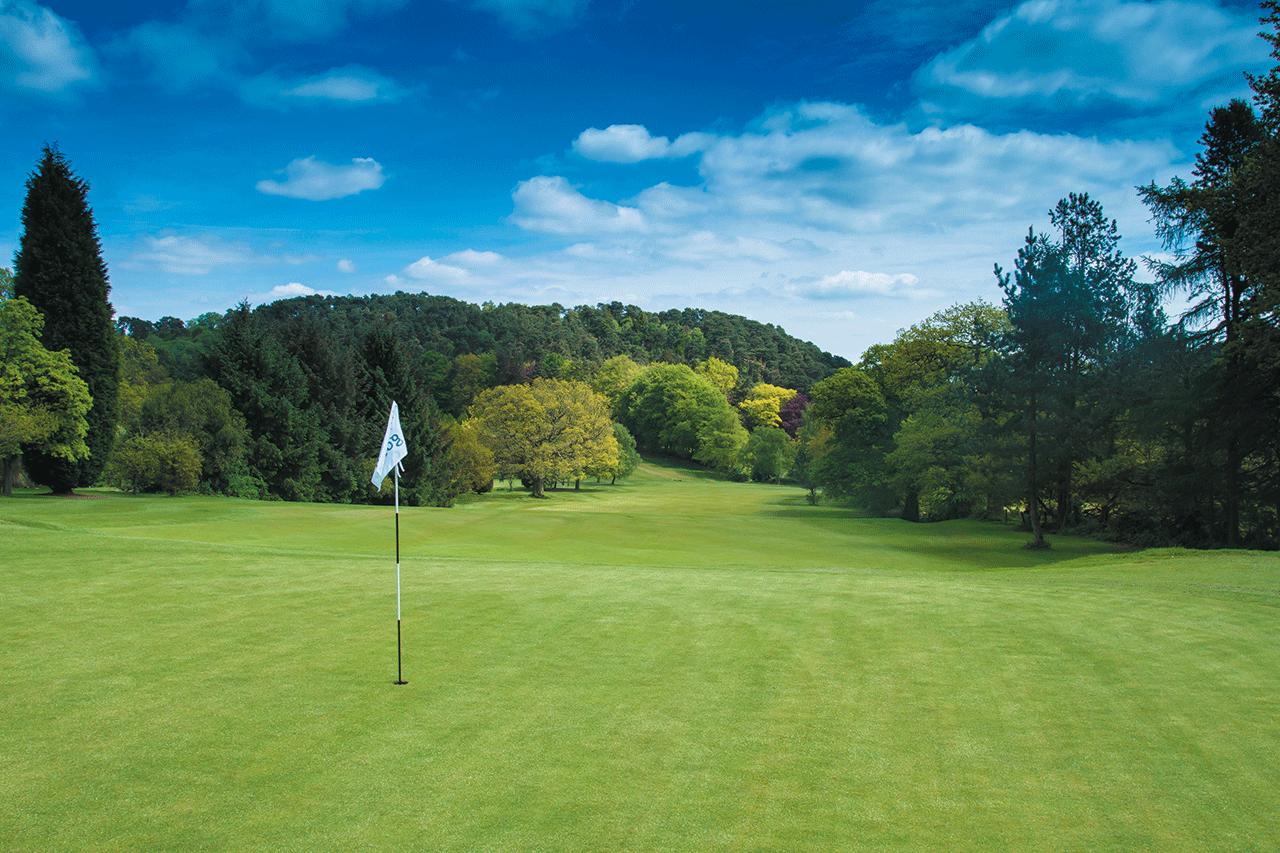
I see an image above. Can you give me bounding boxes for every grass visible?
[1,458,1278,851]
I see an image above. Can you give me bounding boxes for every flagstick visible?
[395,465,406,685]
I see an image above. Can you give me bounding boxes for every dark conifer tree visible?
[14,145,120,492]
[359,326,457,507]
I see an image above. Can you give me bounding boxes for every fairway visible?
[3,460,1278,852]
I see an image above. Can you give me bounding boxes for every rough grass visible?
[2,460,1278,851]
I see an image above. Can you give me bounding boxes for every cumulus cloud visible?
[0,0,97,94]
[573,124,714,163]
[403,255,467,279]
[469,0,590,35]
[537,103,1174,243]
[337,258,356,273]
[257,156,386,200]
[511,176,650,235]
[242,64,404,107]
[913,0,1269,119]
[257,282,338,302]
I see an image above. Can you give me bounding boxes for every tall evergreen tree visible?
[359,326,457,506]
[13,145,120,492]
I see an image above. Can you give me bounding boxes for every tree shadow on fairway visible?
[758,493,1120,571]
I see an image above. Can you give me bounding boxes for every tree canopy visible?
[470,379,618,498]
[0,290,91,496]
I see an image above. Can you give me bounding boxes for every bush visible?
[107,432,202,495]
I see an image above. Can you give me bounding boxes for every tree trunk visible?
[1027,398,1048,549]
[1056,463,1071,532]
[2,456,14,497]
[903,489,920,523]
[574,478,580,491]
[531,476,545,498]
[1227,439,1241,547]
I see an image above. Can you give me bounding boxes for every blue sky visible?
[1,0,1273,359]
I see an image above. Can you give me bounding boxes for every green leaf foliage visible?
[616,363,747,470]
[1,292,91,495]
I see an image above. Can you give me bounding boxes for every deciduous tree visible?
[0,291,90,496]
[470,379,618,498]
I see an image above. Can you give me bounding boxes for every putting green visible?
[2,462,1277,851]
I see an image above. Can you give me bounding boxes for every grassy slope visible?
[1,460,1278,852]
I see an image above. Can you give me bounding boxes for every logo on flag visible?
[371,401,409,488]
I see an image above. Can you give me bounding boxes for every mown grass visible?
[2,460,1278,851]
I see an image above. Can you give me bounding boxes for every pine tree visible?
[13,145,120,493]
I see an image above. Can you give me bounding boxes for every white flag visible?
[371,401,408,488]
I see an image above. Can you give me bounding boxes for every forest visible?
[5,4,1280,549]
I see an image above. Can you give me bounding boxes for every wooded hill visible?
[121,293,849,403]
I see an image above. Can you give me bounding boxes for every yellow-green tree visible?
[1,290,91,496]
[470,378,618,498]
[444,418,495,494]
[591,354,642,407]
[737,383,797,430]
[695,356,738,396]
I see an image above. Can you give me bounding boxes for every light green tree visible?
[591,354,643,407]
[470,379,618,498]
[737,383,797,430]
[739,426,797,483]
[695,356,738,396]
[1,289,91,496]
[107,432,202,495]
[444,418,495,494]
[617,363,747,470]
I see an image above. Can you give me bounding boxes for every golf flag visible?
[371,402,408,488]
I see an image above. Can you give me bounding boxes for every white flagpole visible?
[372,401,408,686]
[395,463,405,685]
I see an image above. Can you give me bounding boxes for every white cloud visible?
[125,234,257,275]
[0,0,97,94]
[913,0,1268,117]
[257,282,338,303]
[242,64,404,107]
[403,255,467,279]
[256,156,386,200]
[573,124,714,163]
[802,270,926,300]
[662,231,790,264]
[443,249,504,266]
[121,233,319,275]
[682,102,1175,234]
[544,103,1175,242]
[511,176,650,235]
[337,258,356,273]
